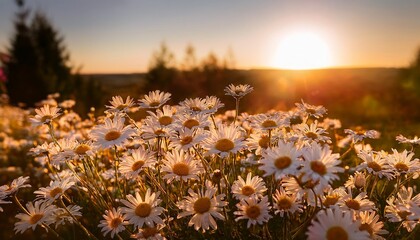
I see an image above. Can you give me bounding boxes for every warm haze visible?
[1,0,420,73]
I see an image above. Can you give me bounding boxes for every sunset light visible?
[273,31,332,70]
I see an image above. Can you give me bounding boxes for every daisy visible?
[177,185,227,232]
[281,176,322,207]
[344,171,367,190]
[259,141,301,180]
[121,189,164,228]
[139,90,171,109]
[357,211,389,240]
[52,205,82,228]
[119,147,156,179]
[161,150,203,183]
[59,99,76,109]
[14,200,56,234]
[204,96,224,114]
[224,84,254,98]
[300,142,343,189]
[169,128,208,151]
[322,187,347,208]
[249,113,285,131]
[29,104,61,126]
[234,196,272,228]
[106,95,136,113]
[146,105,176,127]
[140,121,175,140]
[34,178,75,202]
[172,112,210,130]
[306,207,369,240]
[204,124,245,158]
[295,100,327,119]
[179,97,212,114]
[131,224,166,240]
[357,150,393,179]
[246,131,271,155]
[344,128,380,143]
[385,186,419,232]
[0,176,31,196]
[296,121,331,144]
[90,115,135,149]
[320,118,342,130]
[338,188,376,213]
[272,187,303,217]
[231,172,267,200]
[386,149,419,176]
[396,134,420,145]
[98,207,128,238]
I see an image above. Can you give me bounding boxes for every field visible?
[0,68,419,239]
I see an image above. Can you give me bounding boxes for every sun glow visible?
[273,31,332,70]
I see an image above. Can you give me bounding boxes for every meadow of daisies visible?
[0,84,419,240]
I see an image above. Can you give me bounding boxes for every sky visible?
[1,0,420,73]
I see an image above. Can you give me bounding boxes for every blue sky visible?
[1,0,420,73]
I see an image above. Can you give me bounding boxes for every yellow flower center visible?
[116,104,128,110]
[41,115,53,123]
[190,106,202,112]
[241,185,255,196]
[29,213,44,225]
[395,162,409,172]
[274,156,292,170]
[135,203,152,218]
[258,135,270,148]
[158,116,172,126]
[367,161,382,172]
[324,195,339,207]
[310,161,327,175]
[215,138,234,152]
[172,163,190,176]
[306,132,318,140]
[142,227,158,238]
[110,217,123,229]
[326,226,348,240]
[277,197,292,210]
[193,197,211,214]
[246,205,261,219]
[345,199,361,210]
[131,160,145,172]
[180,136,193,145]
[261,120,277,129]
[183,119,199,129]
[105,131,121,141]
[49,187,63,198]
[75,144,90,155]
[149,101,160,107]
[359,223,373,236]
[397,210,411,220]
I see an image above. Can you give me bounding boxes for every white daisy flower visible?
[177,185,227,232]
[172,112,211,130]
[204,124,245,157]
[259,141,301,180]
[179,97,212,115]
[246,131,271,155]
[53,205,82,228]
[344,128,380,143]
[29,104,61,126]
[161,150,203,183]
[14,200,56,234]
[169,127,208,151]
[90,115,135,149]
[296,121,331,144]
[231,172,267,200]
[396,134,420,145]
[119,147,156,179]
[385,186,419,232]
[273,187,303,217]
[121,189,164,228]
[0,176,31,196]
[386,149,419,176]
[357,211,389,240]
[106,95,136,113]
[234,196,272,228]
[34,178,75,202]
[338,188,375,213]
[357,150,393,179]
[306,207,369,240]
[321,187,347,208]
[344,171,367,189]
[204,96,224,114]
[300,142,343,189]
[224,84,253,98]
[98,207,128,238]
[146,105,176,127]
[249,113,285,131]
[131,224,166,240]
[138,90,171,109]
[295,100,327,119]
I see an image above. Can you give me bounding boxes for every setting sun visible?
[273,31,332,70]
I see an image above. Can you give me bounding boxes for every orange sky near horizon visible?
[1,0,420,73]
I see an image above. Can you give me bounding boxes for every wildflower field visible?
[0,84,419,240]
